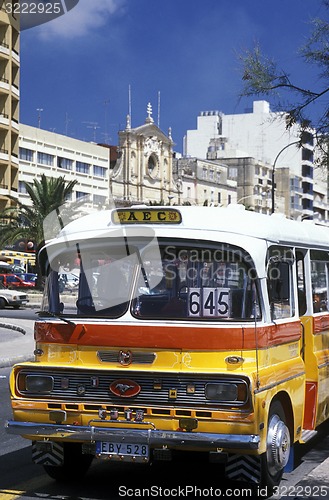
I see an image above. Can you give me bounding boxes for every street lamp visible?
[237,194,254,204]
[271,140,301,214]
[236,190,270,209]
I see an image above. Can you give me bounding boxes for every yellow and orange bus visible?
[5,205,329,493]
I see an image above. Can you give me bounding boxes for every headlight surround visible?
[205,379,248,406]
[19,374,54,393]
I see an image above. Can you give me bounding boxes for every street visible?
[0,306,40,322]
[0,309,329,499]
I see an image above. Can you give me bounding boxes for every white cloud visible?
[35,0,126,40]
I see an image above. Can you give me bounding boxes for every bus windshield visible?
[41,239,260,321]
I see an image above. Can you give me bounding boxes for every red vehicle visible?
[0,274,35,288]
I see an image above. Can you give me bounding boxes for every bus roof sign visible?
[112,208,182,225]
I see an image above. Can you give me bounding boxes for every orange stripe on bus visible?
[313,314,329,334]
[34,320,301,350]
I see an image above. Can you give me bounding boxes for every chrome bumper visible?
[5,420,260,451]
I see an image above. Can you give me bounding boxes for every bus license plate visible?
[96,441,149,460]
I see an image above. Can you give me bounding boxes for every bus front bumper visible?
[5,419,260,451]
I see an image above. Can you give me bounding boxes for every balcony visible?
[0,42,9,59]
[0,147,9,163]
[11,49,19,64]
[11,82,19,97]
[11,117,19,131]
[0,112,9,128]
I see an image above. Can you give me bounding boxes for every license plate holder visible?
[96,441,149,462]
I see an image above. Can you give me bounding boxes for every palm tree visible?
[0,174,77,287]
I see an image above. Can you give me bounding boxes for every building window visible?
[93,165,107,178]
[301,131,314,146]
[76,161,90,174]
[302,182,313,195]
[218,192,221,204]
[76,191,90,201]
[302,164,313,179]
[37,152,54,166]
[302,198,313,210]
[19,147,33,162]
[228,167,237,179]
[18,181,27,193]
[93,194,107,205]
[302,149,313,163]
[58,157,73,170]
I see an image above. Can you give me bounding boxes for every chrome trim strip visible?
[254,371,305,394]
[318,360,329,369]
[5,420,259,450]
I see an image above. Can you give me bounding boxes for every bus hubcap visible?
[266,413,290,476]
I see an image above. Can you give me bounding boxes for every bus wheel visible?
[43,443,93,482]
[261,401,291,491]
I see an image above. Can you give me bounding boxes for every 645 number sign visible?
[188,288,230,318]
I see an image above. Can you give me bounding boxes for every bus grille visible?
[17,368,250,410]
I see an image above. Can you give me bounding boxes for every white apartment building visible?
[19,124,110,207]
[184,100,323,221]
[184,101,303,170]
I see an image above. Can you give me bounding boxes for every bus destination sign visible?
[112,208,182,224]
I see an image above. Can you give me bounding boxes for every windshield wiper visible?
[36,311,76,326]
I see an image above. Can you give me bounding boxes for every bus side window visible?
[296,250,307,316]
[310,250,329,313]
[267,247,295,320]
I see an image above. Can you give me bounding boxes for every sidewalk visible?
[0,316,35,368]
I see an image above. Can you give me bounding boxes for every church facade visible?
[110,104,181,206]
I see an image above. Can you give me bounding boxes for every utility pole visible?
[83,121,100,142]
[36,108,43,128]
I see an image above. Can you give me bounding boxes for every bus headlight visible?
[24,375,54,393]
[205,381,248,404]
[206,383,238,401]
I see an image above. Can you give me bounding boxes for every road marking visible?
[0,475,50,500]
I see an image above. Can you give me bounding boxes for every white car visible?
[0,282,29,309]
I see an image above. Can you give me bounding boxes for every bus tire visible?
[261,400,291,492]
[43,443,93,482]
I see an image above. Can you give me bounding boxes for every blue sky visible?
[20,0,326,153]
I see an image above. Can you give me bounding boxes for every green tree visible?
[0,174,77,286]
[239,0,329,165]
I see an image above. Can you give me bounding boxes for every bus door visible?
[304,250,329,431]
[296,248,329,436]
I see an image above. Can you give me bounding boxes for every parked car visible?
[14,273,37,286]
[0,282,29,309]
[0,274,35,288]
